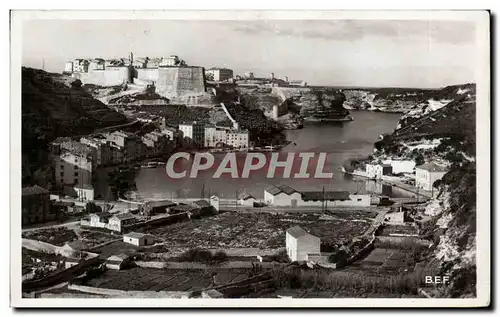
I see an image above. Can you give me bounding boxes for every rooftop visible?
[22,185,49,196]
[266,184,297,196]
[91,212,112,219]
[300,191,351,201]
[149,199,177,208]
[107,253,130,262]
[112,213,136,221]
[239,193,255,200]
[191,200,211,208]
[124,232,150,239]
[417,162,449,172]
[286,226,315,239]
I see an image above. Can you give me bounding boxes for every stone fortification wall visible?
[156,66,207,98]
[74,67,131,86]
[136,68,159,82]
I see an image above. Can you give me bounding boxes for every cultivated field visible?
[22,227,77,246]
[144,211,374,249]
[78,230,120,249]
[84,267,251,292]
[346,248,417,276]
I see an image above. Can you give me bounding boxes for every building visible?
[205,68,234,82]
[22,185,52,226]
[80,136,112,166]
[264,185,371,207]
[108,213,136,232]
[51,200,76,216]
[300,191,371,207]
[289,80,307,87]
[179,122,205,148]
[73,59,89,72]
[73,184,94,202]
[106,254,130,270]
[415,162,449,191]
[204,125,228,148]
[142,132,168,156]
[209,196,220,212]
[226,129,249,149]
[286,226,321,262]
[123,232,155,246]
[238,193,257,207]
[89,212,112,228]
[160,125,181,148]
[385,210,406,225]
[264,185,302,207]
[382,159,416,175]
[144,200,177,215]
[160,55,181,66]
[64,61,74,73]
[105,131,144,162]
[244,71,254,79]
[64,258,81,269]
[51,141,95,189]
[366,163,393,179]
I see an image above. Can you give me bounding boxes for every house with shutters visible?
[285,226,321,262]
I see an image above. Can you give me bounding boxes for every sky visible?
[22,19,477,88]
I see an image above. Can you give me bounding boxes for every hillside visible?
[372,83,477,298]
[343,84,475,114]
[22,67,128,186]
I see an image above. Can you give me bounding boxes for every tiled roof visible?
[91,212,112,219]
[286,226,309,238]
[149,200,176,208]
[124,232,149,239]
[265,186,282,195]
[417,162,449,172]
[22,185,49,196]
[112,213,136,221]
[277,185,297,195]
[75,184,94,190]
[239,193,255,200]
[300,191,351,201]
[107,253,129,262]
[191,200,211,208]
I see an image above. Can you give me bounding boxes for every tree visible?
[85,202,101,214]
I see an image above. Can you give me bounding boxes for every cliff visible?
[372,83,477,298]
[343,84,475,115]
[22,67,128,186]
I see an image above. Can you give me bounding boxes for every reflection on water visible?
[96,111,413,200]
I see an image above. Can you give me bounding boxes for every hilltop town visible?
[20,53,477,299]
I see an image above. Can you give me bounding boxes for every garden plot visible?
[348,248,416,276]
[22,227,78,246]
[78,230,120,249]
[145,211,372,249]
[84,267,251,292]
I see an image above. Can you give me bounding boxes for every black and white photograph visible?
[10,10,490,307]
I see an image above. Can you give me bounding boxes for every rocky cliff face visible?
[342,84,475,116]
[22,67,128,186]
[372,83,477,298]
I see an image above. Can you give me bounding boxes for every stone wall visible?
[74,67,131,86]
[156,66,206,98]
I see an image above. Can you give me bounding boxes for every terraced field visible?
[144,211,375,249]
[84,267,251,292]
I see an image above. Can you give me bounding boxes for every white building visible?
[53,141,94,188]
[244,71,254,79]
[160,55,180,66]
[226,129,249,148]
[415,162,449,192]
[64,61,74,73]
[108,213,136,232]
[385,210,406,225]
[204,126,228,148]
[366,163,393,179]
[74,184,94,202]
[286,226,321,262]
[264,185,302,207]
[205,68,234,82]
[382,159,416,175]
[264,185,371,207]
[123,232,155,247]
[179,122,205,148]
[106,254,130,270]
[238,193,257,207]
[89,212,112,228]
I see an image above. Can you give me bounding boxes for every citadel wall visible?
[74,65,206,99]
[73,67,131,86]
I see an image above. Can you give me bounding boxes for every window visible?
[60,172,64,176]
[357,198,362,201]
[74,172,78,177]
